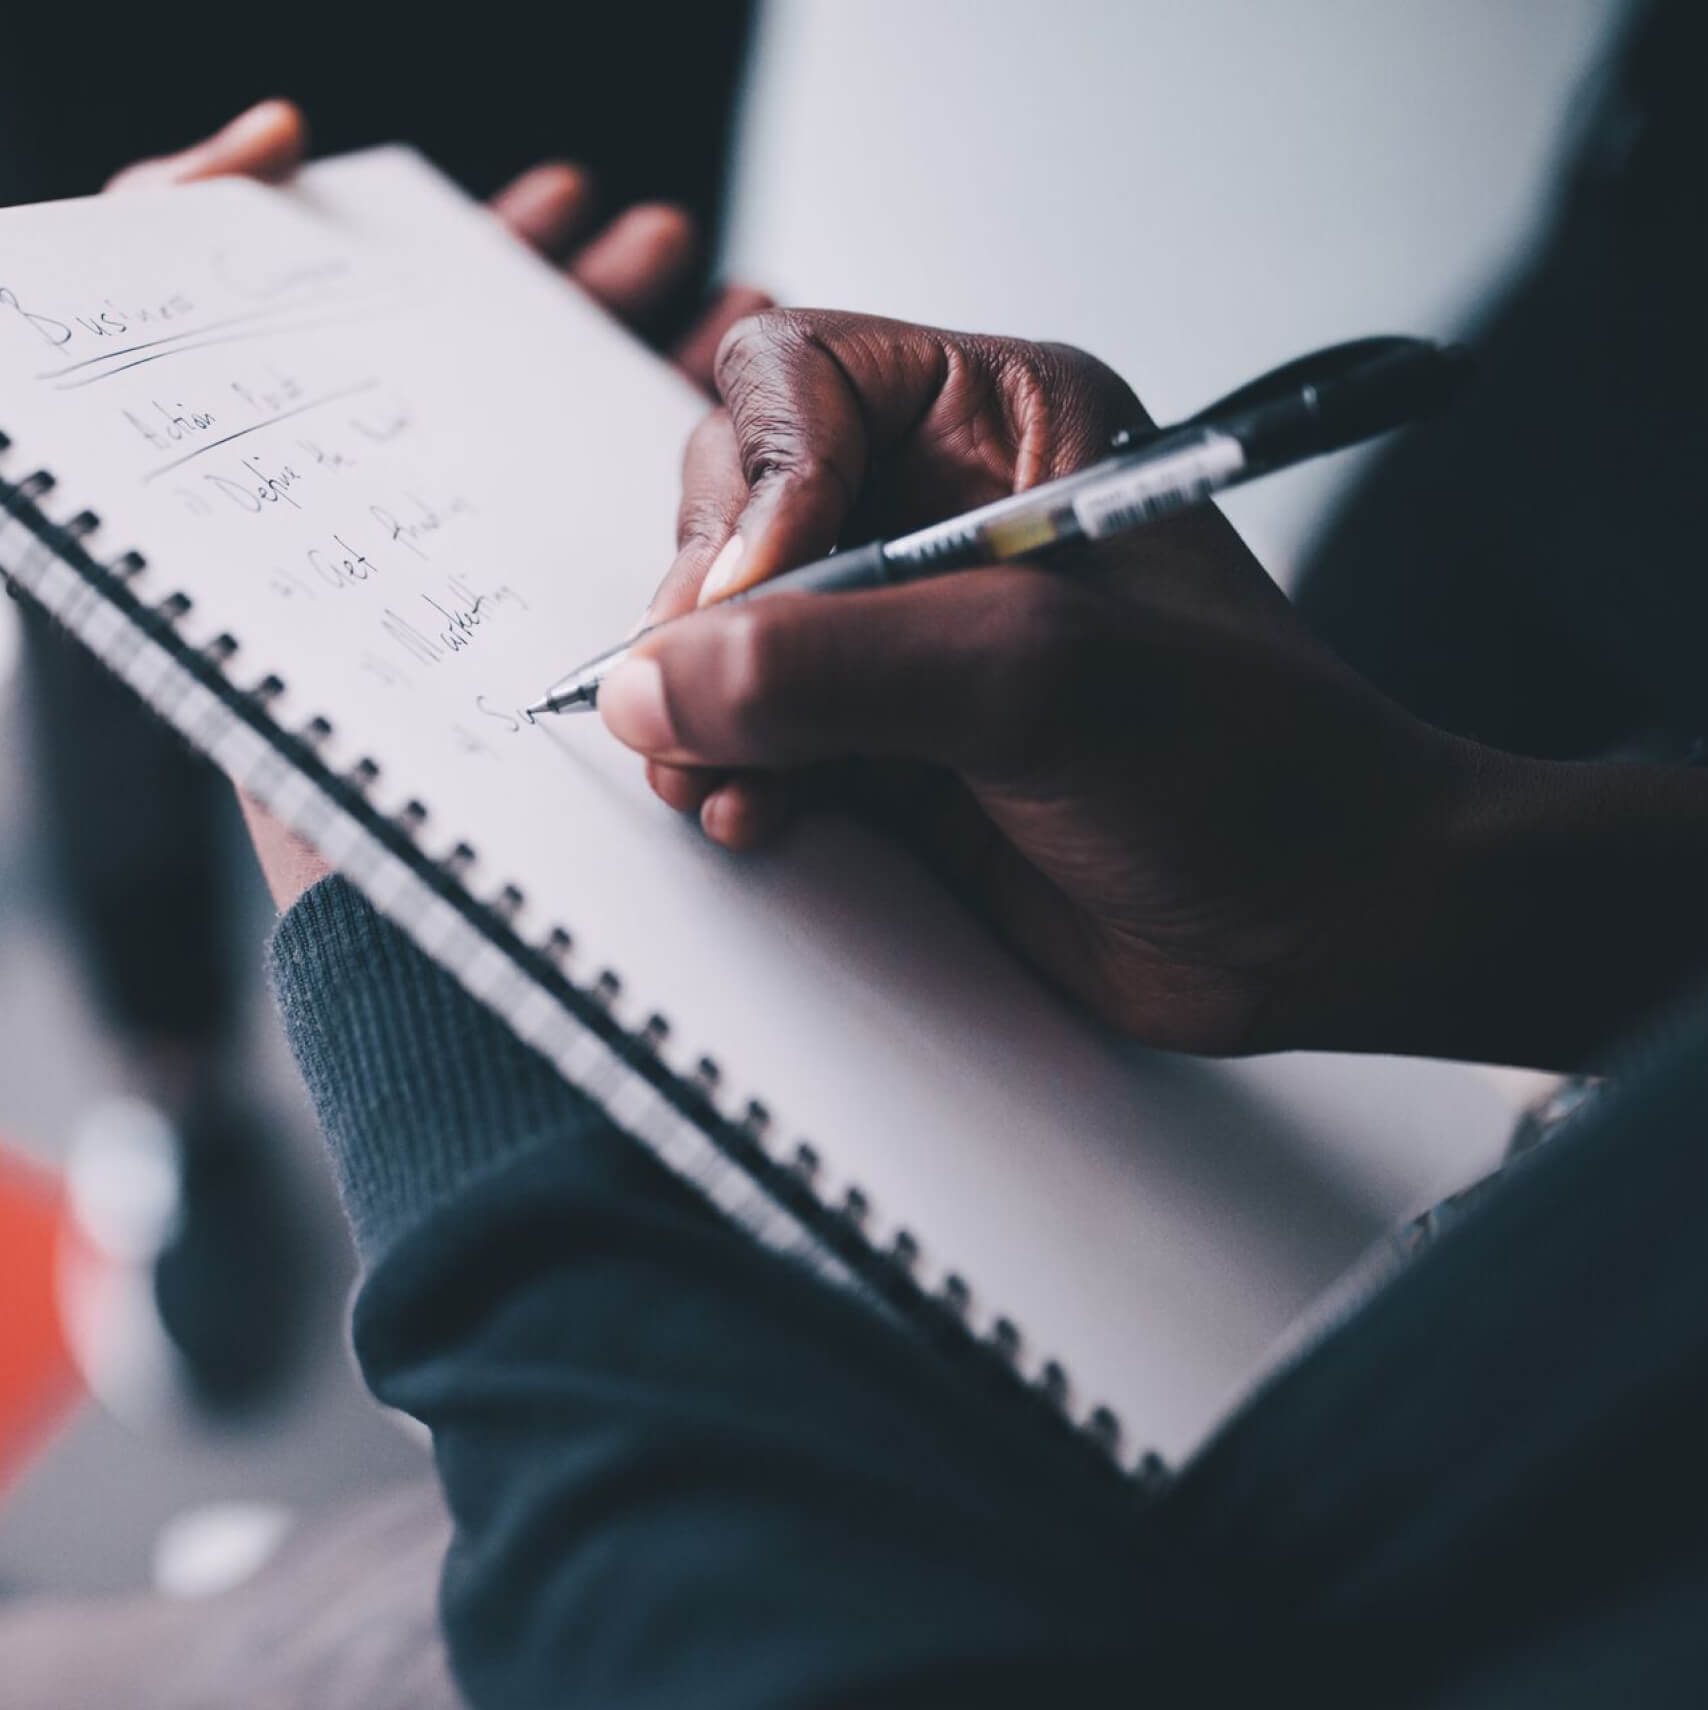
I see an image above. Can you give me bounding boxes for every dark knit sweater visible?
[269,877,1707,1708]
[268,877,1158,1708]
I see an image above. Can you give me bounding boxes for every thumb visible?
[106,100,307,191]
[599,568,1105,777]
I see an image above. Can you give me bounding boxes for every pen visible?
[527,335,1468,716]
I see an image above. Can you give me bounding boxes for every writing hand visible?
[605,310,1708,1065]
[110,101,767,907]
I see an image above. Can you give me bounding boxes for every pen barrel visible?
[538,337,1468,713]
[549,541,898,706]
[1228,341,1469,470]
[734,538,894,601]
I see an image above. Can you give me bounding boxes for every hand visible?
[116,102,768,909]
[602,310,1708,1064]
[603,310,1452,1053]
[624,309,1156,843]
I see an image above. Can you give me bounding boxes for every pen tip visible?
[525,687,597,719]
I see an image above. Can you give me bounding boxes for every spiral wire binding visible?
[0,430,1161,1492]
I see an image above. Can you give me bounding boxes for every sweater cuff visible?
[267,876,606,1264]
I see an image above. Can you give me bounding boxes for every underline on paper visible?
[34,296,351,381]
[51,303,398,390]
[139,377,383,482]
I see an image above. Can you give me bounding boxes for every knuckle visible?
[712,307,803,399]
[675,412,743,556]
[716,312,872,508]
[987,340,1146,477]
[736,415,804,486]
[675,509,727,561]
[1032,339,1105,384]
[746,444,844,508]
[1038,341,1150,443]
[677,502,732,559]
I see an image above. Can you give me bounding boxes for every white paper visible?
[0,151,1510,1460]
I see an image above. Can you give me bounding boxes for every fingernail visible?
[700,786,736,843]
[598,657,676,753]
[215,99,294,156]
[696,534,745,607]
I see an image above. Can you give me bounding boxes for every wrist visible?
[267,878,606,1263]
[1283,740,1708,1068]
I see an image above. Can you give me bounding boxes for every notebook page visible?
[0,149,1330,1458]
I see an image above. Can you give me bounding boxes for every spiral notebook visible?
[0,148,1291,1478]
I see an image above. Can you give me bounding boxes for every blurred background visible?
[0,0,1638,1608]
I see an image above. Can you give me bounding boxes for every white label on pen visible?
[1071,432,1246,539]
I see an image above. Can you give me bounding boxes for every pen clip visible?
[1108,422,1164,454]
[1186,336,1429,427]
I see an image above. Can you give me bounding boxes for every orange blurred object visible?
[0,1141,86,1494]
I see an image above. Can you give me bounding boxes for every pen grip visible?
[737,539,893,603]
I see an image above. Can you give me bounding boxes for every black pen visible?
[527,335,1467,716]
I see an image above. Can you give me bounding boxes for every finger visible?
[599,567,1108,778]
[568,204,698,328]
[488,162,597,259]
[107,100,308,191]
[646,761,802,846]
[706,309,1026,599]
[236,790,332,911]
[703,309,881,597]
[636,409,750,629]
[995,339,1150,488]
[645,758,721,816]
[670,284,773,396]
[699,775,793,851]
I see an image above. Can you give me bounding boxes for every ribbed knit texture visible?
[267,878,1157,1710]
[263,885,1708,1708]
[267,875,601,1264]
